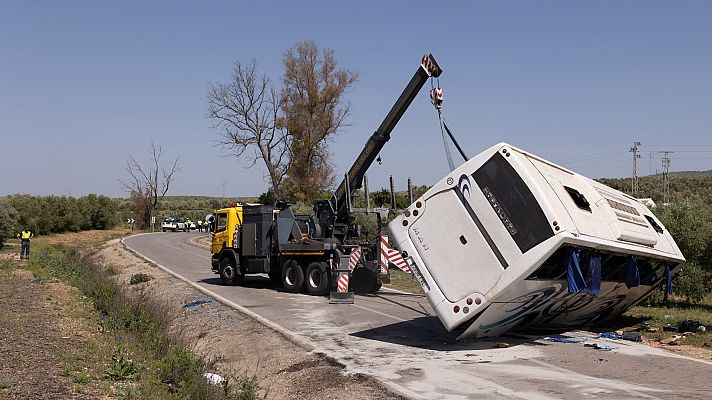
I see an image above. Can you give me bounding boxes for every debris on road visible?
[585,343,615,351]
[541,336,587,344]
[622,332,643,342]
[183,299,213,309]
[203,372,225,385]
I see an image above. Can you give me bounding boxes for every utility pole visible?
[629,141,641,196]
[222,181,227,198]
[659,151,673,204]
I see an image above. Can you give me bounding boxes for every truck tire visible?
[305,262,330,296]
[219,257,244,286]
[351,267,382,294]
[268,270,282,284]
[281,259,304,293]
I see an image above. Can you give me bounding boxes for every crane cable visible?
[429,77,469,172]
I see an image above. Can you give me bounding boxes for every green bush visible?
[673,262,708,303]
[0,198,20,249]
[106,349,139,381]
[92,282,119,314]
[130,273,153,285]
[157,347,201,386]
[1,193,119,236]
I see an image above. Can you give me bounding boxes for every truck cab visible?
[209,204,247,272]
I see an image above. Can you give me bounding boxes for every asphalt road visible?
[124,232,712,400]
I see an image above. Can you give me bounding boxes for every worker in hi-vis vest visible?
[16,230,33,260]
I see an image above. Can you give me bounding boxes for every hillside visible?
[596,174,712,205]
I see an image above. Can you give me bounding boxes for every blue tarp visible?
[585,252,602,296]
[566,248,587,294]
[665,264,673,294]
[624,256,640,289]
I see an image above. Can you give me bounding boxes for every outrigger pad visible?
[329,291,354,304]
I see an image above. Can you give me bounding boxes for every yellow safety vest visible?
[21,231,31,239]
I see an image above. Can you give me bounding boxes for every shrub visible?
[106,349,139,381]
[0,199,19,249]
[130,273,153,285]
[156,347,201,386]
[674,262,708,303]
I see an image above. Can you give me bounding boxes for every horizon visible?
[2,1,711,198]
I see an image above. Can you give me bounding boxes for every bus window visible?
[474,153,553,253]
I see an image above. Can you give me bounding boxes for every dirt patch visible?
[644,336,712,360]
[0,267,107,399]
[99,238,404,400]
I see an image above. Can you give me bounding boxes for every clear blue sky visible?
[1,1,711,198]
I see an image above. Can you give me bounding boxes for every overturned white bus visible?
[389,143,685,339]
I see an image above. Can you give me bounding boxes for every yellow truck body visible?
[210,205,245,255]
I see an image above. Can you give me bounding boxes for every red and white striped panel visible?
[348,247,362,272]
[386,249,411,273]
[379,235,411,274]
[379,235,389,274]
[337,273,349,293]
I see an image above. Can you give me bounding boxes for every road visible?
[124,232,712,400]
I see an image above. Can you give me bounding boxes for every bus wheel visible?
[220,258,244,286]
[305,262,330,296]
[281,259,304,293]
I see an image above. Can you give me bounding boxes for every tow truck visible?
[209,54,442,296]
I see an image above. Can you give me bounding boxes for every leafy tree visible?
[281,40,358,203]
[208,40,357,204]
[672,262,708,303]
[0,199,20,249]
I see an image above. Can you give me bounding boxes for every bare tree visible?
[207,59,289,198]
[119,141,180,229]
[281,40,358,202]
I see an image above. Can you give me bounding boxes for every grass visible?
[386,268,424,294]
[15,237,267,399]
[0,374,11,389]
[620,294,712,346]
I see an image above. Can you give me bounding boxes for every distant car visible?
[162,217,178,232]
[175,218,189,232]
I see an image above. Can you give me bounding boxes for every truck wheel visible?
[268,270,281,284]
[305,262,330,296]
[281,259,304,293]
[351,267,382,294]
[220,258,244,286]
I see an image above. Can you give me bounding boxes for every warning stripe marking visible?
[348,247,362,272]
[378,235,411,273]
[337,273,349,293]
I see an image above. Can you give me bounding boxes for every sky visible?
[1,1,711,198]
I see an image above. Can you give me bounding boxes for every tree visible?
[207,59,289,199]
[208,41,357,204]
[281,40,358,203]
[0,198,20,249]
[119,142,180,229]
